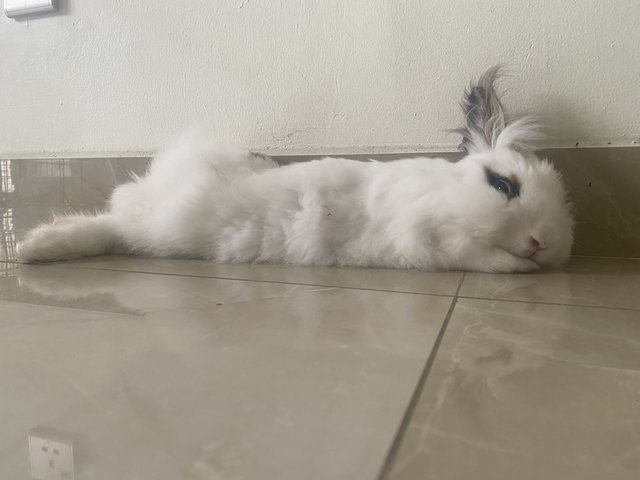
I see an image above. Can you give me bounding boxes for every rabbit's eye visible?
[493,179,512,195]
[485,168,520,200]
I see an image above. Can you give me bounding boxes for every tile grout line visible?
[37,263,461,298]
[456,294,640,313]
[6,259,640,312]
[376,272,466,480]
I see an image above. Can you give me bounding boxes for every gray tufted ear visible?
[454,65,507,153]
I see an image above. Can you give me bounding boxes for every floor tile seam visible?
[376,272,465,480]
[457,294,640,312]
[0,281,327,316]
[61,264,461,298]
[6,261,640,309]
[4,286,418,321]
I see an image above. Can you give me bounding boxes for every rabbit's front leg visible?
[464,247,540,273]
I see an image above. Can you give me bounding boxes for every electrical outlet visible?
[28,426,74,480]
[4,0,57,18]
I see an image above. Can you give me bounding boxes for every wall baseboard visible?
[3,142,639,161]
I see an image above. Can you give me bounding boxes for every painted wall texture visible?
[1,0,639,155]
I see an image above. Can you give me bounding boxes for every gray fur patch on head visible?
[454,65,508,153]
[452,66,544,153]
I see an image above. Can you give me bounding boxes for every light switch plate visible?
[5,0,57,18]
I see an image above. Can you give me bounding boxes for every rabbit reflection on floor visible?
[16,264,420,354]
[17,66,573,272]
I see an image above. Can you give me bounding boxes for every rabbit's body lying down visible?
[17,68,573,272]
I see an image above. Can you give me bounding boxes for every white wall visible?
[1,0,639,155]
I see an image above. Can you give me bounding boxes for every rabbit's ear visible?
[454,65,507,153]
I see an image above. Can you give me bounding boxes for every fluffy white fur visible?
[17,68,573,272]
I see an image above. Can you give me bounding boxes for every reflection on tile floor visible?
[1,158,640,479]
[384,298,640,480]
[460,256,640,310]
[0,273,452,480]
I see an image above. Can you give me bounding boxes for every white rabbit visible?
[16,67,573,272]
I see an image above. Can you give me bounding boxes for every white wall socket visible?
[28,426,75,480]
[4,0,57,18]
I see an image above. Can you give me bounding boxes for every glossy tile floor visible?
[1,159,640,480]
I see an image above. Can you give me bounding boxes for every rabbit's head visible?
[453,66,573,268]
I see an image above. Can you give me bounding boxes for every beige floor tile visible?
[0,262,342,314]
[384,298,640,480]
[63,256,463,296]
[460,256,640,310]
[0,270,452,480]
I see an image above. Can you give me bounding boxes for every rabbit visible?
[16,66,573,273]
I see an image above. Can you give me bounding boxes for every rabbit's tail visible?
[16,213,124,263]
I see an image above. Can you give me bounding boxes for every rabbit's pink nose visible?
[530,236,547,251]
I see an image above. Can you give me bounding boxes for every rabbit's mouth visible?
[509,246,538,259]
